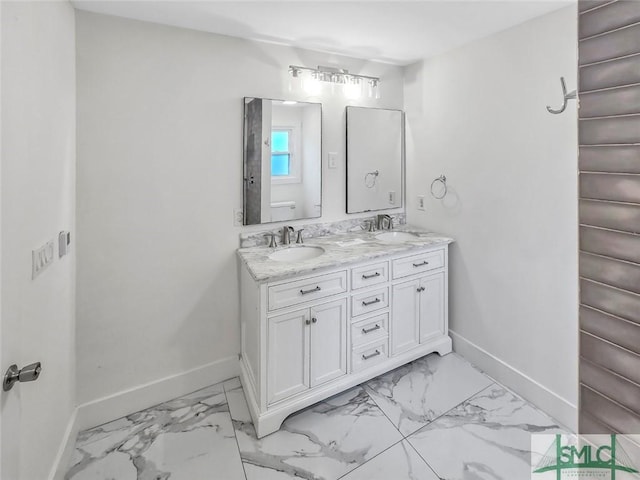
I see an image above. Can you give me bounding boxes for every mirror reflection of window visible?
[271,129,292,177]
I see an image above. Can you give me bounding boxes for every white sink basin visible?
[269,246,325,262]
[375,231,419,242]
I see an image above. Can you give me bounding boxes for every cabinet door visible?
[419,272,445,343]
[310,298,347,387]
[391,278,420,355]
[267,309,310,404]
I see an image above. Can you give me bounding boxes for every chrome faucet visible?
[281,226,294,245]
[376,214,392,230]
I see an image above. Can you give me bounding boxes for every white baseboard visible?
[49,409,79,480]
[76,355,239,431]
[450,330,578,432]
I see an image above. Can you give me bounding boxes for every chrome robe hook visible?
[547,77,576,114]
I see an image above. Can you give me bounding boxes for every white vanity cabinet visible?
[267,298,348,404]
[239,243,452,438]
[391,250,446,354]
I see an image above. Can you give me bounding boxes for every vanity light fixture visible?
[289,65,380,99]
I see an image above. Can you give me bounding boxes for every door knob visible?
[3,362,42,392]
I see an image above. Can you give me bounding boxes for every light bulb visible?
[368,79,380,99]
[304,72,321,96]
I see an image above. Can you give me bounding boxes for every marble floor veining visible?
[66,353,564,480]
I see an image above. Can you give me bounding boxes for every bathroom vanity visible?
[237,228,453,437]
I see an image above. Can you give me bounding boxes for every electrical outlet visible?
[233,208,243,226]
[32,239,55,279]
[328,152,338,169]
[417,195,425,211]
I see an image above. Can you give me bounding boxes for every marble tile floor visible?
[66,353,564,480]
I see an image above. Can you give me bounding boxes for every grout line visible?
[579,224,640,237]
[579,51,640,69]
[579,81,640,95]
[581,383,640,419]
[335,437,406,480]
[580,171,640,176]
[578,0,617,16]
[579,112,640,120]
[407,382,498,440]
[359,380,405,438]
[579,19,640,43]
[581,330,640,358]
[580,276,640,297]
[579,197,640,207]
[223,378,249,480]
[580,303,640,329]
[580,250,640,267]
[579,143,640,147]
[404,436,444,479]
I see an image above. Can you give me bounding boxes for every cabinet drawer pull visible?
[362,298,381,307]
[413,261,429,267]
[362,350,381,360]
[362,272,381,279]
[362,324,381,334]
[300,286,321,295]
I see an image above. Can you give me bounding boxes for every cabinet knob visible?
[311,317,317,323]
[305,319,311,325]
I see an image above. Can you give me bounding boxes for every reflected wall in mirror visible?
[346,106,403,213]
[243,97,322,225]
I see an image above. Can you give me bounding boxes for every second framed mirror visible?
[346,106,403,214]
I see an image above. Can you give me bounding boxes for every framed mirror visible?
[243,97,322,225]
[346,106,403,213]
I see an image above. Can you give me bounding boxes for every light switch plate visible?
[32,240,55,279]
[233,208,243,226]
[417,195,425,211]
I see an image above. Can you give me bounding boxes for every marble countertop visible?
[237,226,454,283]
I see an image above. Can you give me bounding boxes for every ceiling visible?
[71,0,572,65]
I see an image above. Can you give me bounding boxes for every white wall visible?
[1,1,76,478]
[75,11,403,421]
[404,5,578,429]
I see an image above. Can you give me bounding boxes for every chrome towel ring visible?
[430,175,447,199]
[364,170,379,188]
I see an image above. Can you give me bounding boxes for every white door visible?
[419,273,445,343]
[391,279,420,355]
[310,298,347,387]
[267,309,311,404]
[2,3,76,479]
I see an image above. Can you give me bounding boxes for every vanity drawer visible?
[268,271,347,311]
[392,250,444,279]
[352,339,389,373]
[351,287,389,317]
[351,313,388,347]
[351,261,389,291]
